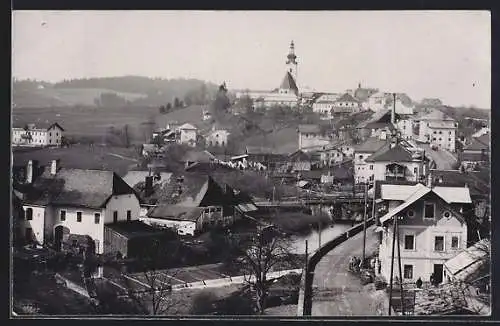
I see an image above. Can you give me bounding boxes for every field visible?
[13,145,140,176]
[12,106,162,144]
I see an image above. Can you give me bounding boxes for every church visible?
[236,41,300,109]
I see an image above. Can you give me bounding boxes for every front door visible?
[433,264,444,284]
[25,227,33,243]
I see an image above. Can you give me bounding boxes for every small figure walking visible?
[416,277,423,289]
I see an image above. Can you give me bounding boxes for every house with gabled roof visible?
[376,178,471,285]
[364,138,428,184]
[12,122,64,147]
[17,159,141,254]
[460,134,489,170]
[331,93,360,115]
[416,110,457,152]
[143,173,255,236]
[178,123,198,147]
[353,135,389,183]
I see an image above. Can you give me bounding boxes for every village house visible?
[142,174,254,236]
[122,170,173,217]
[317,146,345,166]
[12,122,64,147]
[312,93,341,115]
[353,135,388,184]
[205,127,230,147]
[364,138,428,184]
[298,124,332,150]
[377,179,471,285]
[178,123,198,146]
[460,134,489,171]
[331,93,360,115]
[17,159,142,254]
[356,109,397,141]
[286,150,313,172]
[416,110,457,152]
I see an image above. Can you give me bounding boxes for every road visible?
[418,143,457,170]
[311,225,383,316]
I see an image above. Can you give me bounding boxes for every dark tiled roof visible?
[158,173,210,206]
[12,122,64,131]
[298,124,321,134]
[365,143,414,162]
[24,168,136,208]
[104,221,169,239]
[354,137,388,153]
[463,137,489,152]
[429,169,489,197]
[147,204,204,222]
[280,71,298,94]
[475,134,490,146]
[461,152,488,162]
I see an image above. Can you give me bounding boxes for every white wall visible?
[22,205,46,244]
[180,129,197,146]
[140,217,197,236]
[428,128,456,152]
[206,130,229,147]
[104,194,141,224]
[396,119,414,140]
[46,125,63,146]
[379,217,466,283]
[12,129,48,147]
[52,206,105,253]
[373,161,422,182]
[354,151,374,183]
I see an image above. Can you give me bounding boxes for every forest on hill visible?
[12,76,219,108]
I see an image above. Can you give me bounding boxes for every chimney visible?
[26,160,33,183]
[145,176,154,197]
[50,159,59,175]
[391,93,396,125]
[427,171,433,188]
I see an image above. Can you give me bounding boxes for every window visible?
[448,138,451,142]
[451,236,459,249]
[424,203,435,219]
[113,211,118,223]
[76,212,82,222]
[60,210,66,221]
[94,213,100,224]
[370,165,373,170]
[56,132,59,136]
[404,265,413,279]
[432,137,436,141]
[433,131,437,134]
[439,138,442,141]
[407,209,415,218]
[449,131,452,135]
[127,210,131,222]
[25,208,33,220]
[434,236,445,252]
[443,211,451,219]
[413,167,418,174]
[439,131,442,134]
[404,234,415,250]
[359,155,363,160]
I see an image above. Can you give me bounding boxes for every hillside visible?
[12,76,219,108]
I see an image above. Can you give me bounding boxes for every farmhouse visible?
[141,174,248,236]
[17,159,141,254]
[377,179,471,285]
[12,122,64,147]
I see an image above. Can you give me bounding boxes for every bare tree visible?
[227,226,296,314]
[120,240,183,315]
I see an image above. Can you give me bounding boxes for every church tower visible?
[286,40,298,84]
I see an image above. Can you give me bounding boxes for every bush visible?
[190,290,218,315]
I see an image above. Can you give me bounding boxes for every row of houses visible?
[12,122,65,147]
[13,158,257,257]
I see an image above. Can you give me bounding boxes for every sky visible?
[12,10,490,108]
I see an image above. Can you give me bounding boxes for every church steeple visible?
[285,40,298,88]
[286,40,297,65]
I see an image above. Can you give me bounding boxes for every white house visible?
[178,123,198,146]
[353,135,388,184]
[331,93,360,115]
[416,110,457,152]
[206,128,230,147]
[312,93,341,115]
[364,138,427,183]
[12,122,64,147]
[298,124,331,150]
[377,180,471,285]
[19,160,141,254]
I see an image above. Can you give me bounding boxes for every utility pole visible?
[362,182,368,266]
[388,215,398,316]
[396,220,405,315]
